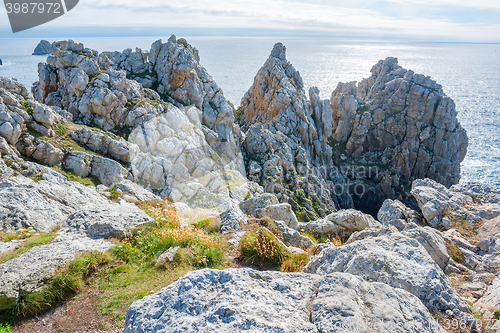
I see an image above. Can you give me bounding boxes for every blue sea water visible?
[0,37,498,186]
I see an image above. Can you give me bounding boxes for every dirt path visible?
[13,287,122,333]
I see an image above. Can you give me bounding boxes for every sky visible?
[0,0,499,42]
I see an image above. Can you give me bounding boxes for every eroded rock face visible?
[124,268,446,333]
[128,104,248,211]
[303,232,470,313]
[239,45,468,219]
[0,169,150,233]
[32,40,163,131]
[239,43,352,221]
[329,58,468,212]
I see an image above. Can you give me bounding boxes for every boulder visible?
[124,268,319,333]
[402,226,451,270]
[0,170,147,233]
[60,199,152,238]
[412,178,500,229]
[301,209,381,238]
[377,199,420,230]
[112,180,160,202]
[274,220,315,249]
[303,232,469,313]
[312,273,447,333]
[220,204,247,234]
[124,268,446,333]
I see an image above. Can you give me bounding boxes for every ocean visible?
[0,37,498,186]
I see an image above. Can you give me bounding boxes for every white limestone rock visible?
[303,232,470,313]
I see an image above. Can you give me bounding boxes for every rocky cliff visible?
[238,43,468,218]
[0,37,491,333]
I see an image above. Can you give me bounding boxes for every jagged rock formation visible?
[239,43,352,222]
[239,44,468,219]
[32,40,163,131]
[0,59,2,66]
[32,40,51,56]
[30,38,247,208]
[124,268,445,333]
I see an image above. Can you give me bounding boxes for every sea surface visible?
[0,37,498,186]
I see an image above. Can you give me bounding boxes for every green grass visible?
[193,218,221,234]
[20,100,33,115]
[14,252,110,317]
[50,166,101,187]
[0,230,58,264]
[0,322,12,333]
[0,202,230,327]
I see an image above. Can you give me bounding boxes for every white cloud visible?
[1,0,499,42]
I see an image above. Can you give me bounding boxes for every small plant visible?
[20,100,33,115]
[240,228,291,268]
[0,229,59,264]
[54,123,67,136]
[193,218,221,234]
[281,252,311,272]
[445,239,465,263]
[0,322,12,333]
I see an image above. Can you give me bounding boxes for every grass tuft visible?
[0,229,59,264]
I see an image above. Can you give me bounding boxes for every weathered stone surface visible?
[474,275,500,316]
[402,226,451,270]
[220,204,247,234]
[0,170,147,233]
[239,193,279,216]
[60,198,152,238]
[156,246,180,265]
[0,234,112,311]
[274,220,315,249]
[70,127,133,163]
[301,209,381,238]
[125,268,319,333]
[256,203,299,230]
[303,232,469,312]
[128,104,246,210]
[377,199,420,230]
[113,180,160,202]
[412,178,500,229]
[312,273,446,333]
[0,240,20,255]
[124,268,446,333]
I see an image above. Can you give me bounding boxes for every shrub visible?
[445,239,465,263]
[194,218,221,234]
[240,228,291,268]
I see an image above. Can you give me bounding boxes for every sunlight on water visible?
[0,37,498,185]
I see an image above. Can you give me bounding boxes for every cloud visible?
[1,0,499,42]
